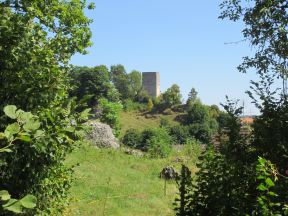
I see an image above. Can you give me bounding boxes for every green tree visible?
[177,1,288,215]
[186,87,200,107]
[110,64,133,100]
[69,65,118,106]
[174,165,193,216]
[0,0,93,113]
[98,98,123,137]
[129,70,142,99]
[0,1,94,214]
[162,84,182,108]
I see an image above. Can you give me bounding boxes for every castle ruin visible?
[142,72,160,98]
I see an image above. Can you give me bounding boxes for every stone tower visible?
[142,72,160,97]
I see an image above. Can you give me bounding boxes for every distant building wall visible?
[142,72,160,97]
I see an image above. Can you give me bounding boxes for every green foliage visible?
[110,64,133,100]
[174,165,192,216]
[0,102,90,215]
[217,110,230,129]
[186,102,218,143]
[123,99,146,112]
[0,0,93,113]
[122,127,172,158]
[159,117,172,128]
[0,1,93,215]
[209,104,221,119]
[128,70,142,99]
[183,138,203,158]
[175,100,257,215]
[256,157,281,215]
[122,129,142,149]
[146,128,172,158]
[186,102,210,125]
[219,0,288,81]
[147,98,154,112]
[1,191,37,214]
[98,98,123,137]
[135,88,150,103]
[186,87,200,108]
[0,106,38,214]
[169,125,190,145]
[176,1,288,215]
[69,65,118,107]
[161,84,182,108]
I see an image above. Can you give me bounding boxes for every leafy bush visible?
[160,117,172,128]
[169,125,190,144]
[0,102,90,215]
[98,98,123,137]
[174,165,193,216]
[188,123,213,144]
[0,1,93,215]
[123,99,146,112]
[146,134,172,158]
[147,98,154,112]
[161,84,182,108]
[123,128,172,158]
[141,128,172,158]
[122,129,142,149]
[183,138,203,158]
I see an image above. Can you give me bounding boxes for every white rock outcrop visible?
[87,122,120,149]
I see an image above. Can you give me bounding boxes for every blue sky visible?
[71,0,260,115]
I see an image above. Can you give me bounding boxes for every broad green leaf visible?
[0,148,13,153]
[268,191,278,197]
[257,184,267,191]
[79,108,91,120]
[17,135,31,142]
[265,177,275,187]
[3,199,22,213]
[20,195,37,209]
[5,123,20,135]
[3,105,17,119]
[34,130,45,138]
[23,120,40,132]
[15,109,24,118]
[18,112,33,123]
[65,127,75,133]
[0,190,11,201]
[0,132,5,139]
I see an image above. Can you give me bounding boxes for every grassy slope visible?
[66,111,198,216]
[119,111,181,136]
[66,146,199,216]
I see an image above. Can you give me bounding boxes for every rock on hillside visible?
[87,122,120,149]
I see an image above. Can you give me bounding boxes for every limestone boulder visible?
[87,122,120,149]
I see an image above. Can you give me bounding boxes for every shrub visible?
[98,98,123,137]
[183,138,203,159]
[143,128,172,158]
[122,127,172,158]
[188,123,213,143]
[122,129,142,149]
[123,99,146,112]
[147,133,172,158]
[169,125,190,144]
[160,117,172,128]
[0,102,90,215]
[147,98,154,112]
